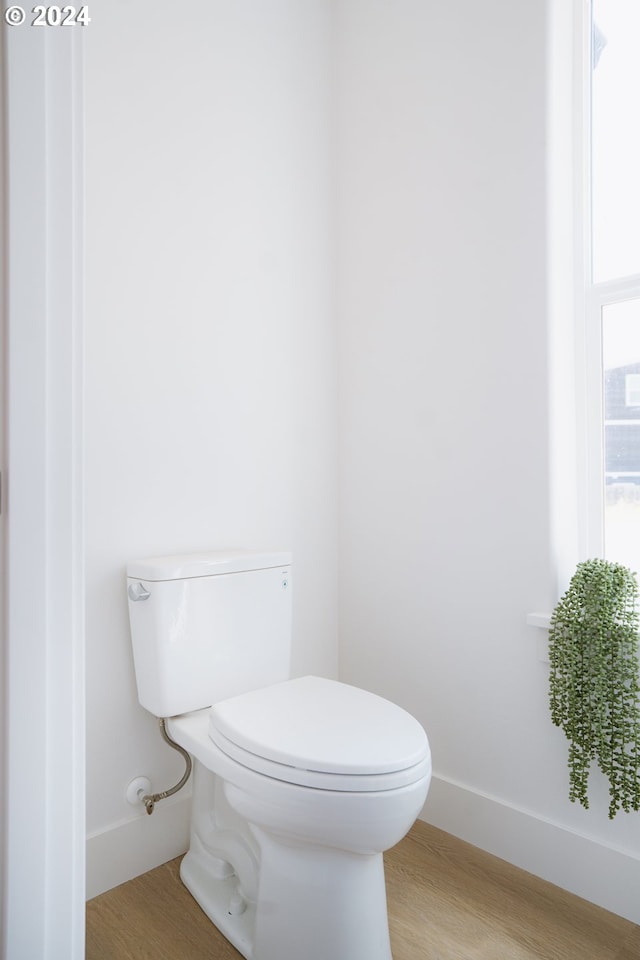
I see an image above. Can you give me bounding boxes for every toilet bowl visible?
[127,551,432,960]
[169,676,431,960]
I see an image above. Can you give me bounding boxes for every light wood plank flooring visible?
[86,820,639,960]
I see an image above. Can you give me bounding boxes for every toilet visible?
[127,550,431,960]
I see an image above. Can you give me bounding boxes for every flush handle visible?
[128,582,151,602]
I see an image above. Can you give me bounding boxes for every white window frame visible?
[578,0,640,563]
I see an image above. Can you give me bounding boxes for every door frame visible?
[1,18,85,960]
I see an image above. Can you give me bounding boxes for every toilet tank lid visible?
[127,550,291,581]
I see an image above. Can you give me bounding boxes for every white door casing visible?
[1,15,85,960]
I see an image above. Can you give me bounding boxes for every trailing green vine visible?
[549,559,640,819]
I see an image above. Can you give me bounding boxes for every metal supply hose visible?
[142,718,192,815]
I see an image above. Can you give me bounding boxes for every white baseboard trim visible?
[86,795,191,900]
[421,774,640,924]
[87,776,640,923]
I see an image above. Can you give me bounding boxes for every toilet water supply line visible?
[140,718,192,815]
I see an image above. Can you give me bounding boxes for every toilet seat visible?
[208,675,430,792]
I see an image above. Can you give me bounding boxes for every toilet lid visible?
[208,676,429,786]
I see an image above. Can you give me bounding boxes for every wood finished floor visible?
[86,819,639,960]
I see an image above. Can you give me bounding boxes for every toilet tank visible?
[126,550,292,718]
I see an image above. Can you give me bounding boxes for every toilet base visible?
[250,826,393,960]
[180,847,256,958]
[181,827,393,960]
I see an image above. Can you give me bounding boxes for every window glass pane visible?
[603,298,640,572]
[592,1,640,281]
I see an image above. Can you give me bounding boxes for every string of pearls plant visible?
[549,558,640,819]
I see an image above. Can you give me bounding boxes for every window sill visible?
[526,612,551,663]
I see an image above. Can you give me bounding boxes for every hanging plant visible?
[548,558,640,819]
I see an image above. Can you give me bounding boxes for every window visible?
[624,373,640,407]
[585,0,640,575]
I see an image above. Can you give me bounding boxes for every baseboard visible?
[87,776,640,922]
[86,795,191,900]
[421,774,640,924]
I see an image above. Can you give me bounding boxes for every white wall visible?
[336,0,640,924]
[84,0,338,896]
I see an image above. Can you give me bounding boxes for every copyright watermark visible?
[5,5,25,24]
[4,5,91,26]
